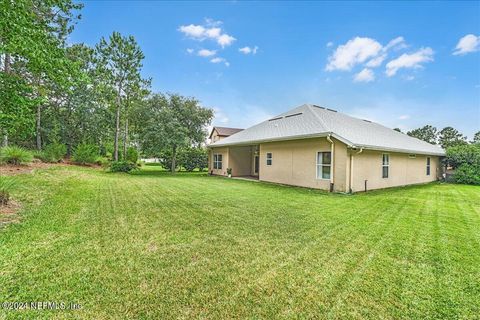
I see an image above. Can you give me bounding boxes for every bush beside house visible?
[445,144,480,185]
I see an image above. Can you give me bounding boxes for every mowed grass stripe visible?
[0,166,478,319]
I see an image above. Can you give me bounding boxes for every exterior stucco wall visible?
[229,146,252,176]
[209,147,229,176]
[258,137,348,191]
[350,150,440,192]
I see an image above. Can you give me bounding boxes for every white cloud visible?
[403,75,415,81]
[326,41,334,47]
[326,36,409,73]
[453,34,480,55]
[353,68,375,82]
[384,36,407,51]
[210,57,229,66]
[365,54,386,68]
[239,46,258,55]
[217,34,236,48]
[398,114,410,120]
[186,48,194,54]
[326,37,383,71]
[385,47,434,77]
[197,49,216,57]
[178,19,236,48]
[178,24,206,38]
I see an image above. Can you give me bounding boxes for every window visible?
[316,152,331,179]
[382,154,389,178]
[213,154,222,170]
[266,153,272,166]
[426,157,431,176]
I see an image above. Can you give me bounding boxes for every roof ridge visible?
[305,104,331,134]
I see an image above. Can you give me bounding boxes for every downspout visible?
[327,134,334,192]
[349,147,363,193]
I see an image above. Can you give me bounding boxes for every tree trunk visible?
[2,54,10,146]
[36,104,42,150]
[171,145,177,173]
[113,92,121,161]
[123,117,128,159]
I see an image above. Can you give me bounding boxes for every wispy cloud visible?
[353,68,375,82]
[210,57,229,66]
[326,37,383,71]
[239,46,258,55]
[197,49,216,57]
[453,34,480,55]
[385,47,434,77]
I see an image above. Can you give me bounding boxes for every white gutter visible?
[349,147,363,193]
[326,134,335,187]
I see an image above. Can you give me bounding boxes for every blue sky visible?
[71,1,480,139]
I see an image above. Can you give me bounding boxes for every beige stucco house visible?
[207,104,445,193]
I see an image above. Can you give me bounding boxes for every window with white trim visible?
[382,154,389,178]
[316,152,331,179]
[266,153,272,166]
[213,154,222,170]
[426,157,431,175]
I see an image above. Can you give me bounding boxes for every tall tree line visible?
[404,125,478,149]
[1,1,214,167]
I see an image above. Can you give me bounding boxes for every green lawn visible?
[1,165,479,319]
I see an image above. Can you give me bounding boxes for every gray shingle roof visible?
[209,104,445,156]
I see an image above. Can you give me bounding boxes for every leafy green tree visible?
[445,144,480,185]
[407,125,438,144]
[139,94,214,172]
[95,32,146,161]
[0,0,83,148]
[472,131,480,145]
[178,147,208,171]
[438,127,467,149]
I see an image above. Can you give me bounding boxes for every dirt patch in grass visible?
[0,200,21,227]
[0,162,52,176]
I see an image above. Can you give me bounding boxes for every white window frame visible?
[382,153,389,178]
[426,157,431,176]
[316,151,332,180]
[266,152,273,166]
[213,154,222,170]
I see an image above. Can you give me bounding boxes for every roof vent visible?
[312,105,325,109]
[326,108,337,112]
[285,112,303,118]
[362,119,372,123]
[268,116,283,121]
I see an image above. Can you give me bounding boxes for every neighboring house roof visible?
[209,104,445,156]
[209,126,244,139]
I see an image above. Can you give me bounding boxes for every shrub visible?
[126,147,138,163]
[36,143,66,163]
[445,144,480,185]
[95,157,110,167]
[0,176,17,205]
[178,147,208,172]
[453,164,480,185]
[0,146,33,165]
[72,143,99,165]
[109,161,139,173]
